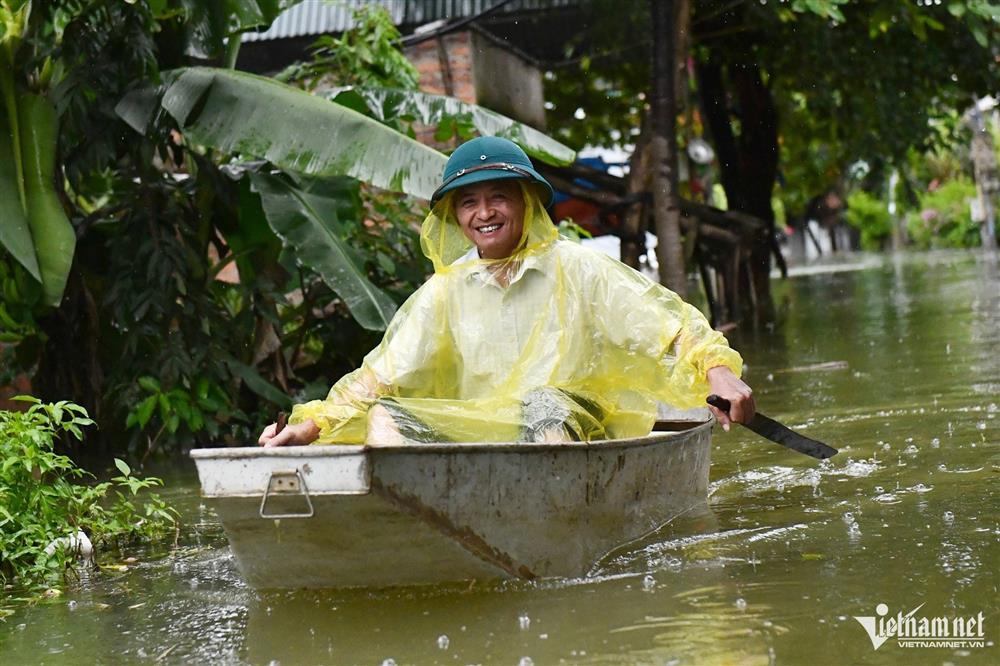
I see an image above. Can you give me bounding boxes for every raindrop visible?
[931,438,940,448]
[67,600,77,611]
[914,483,932,493]
[874,486,884,493]
[518,613,531,630]
[842,512,855,524]
[735,597,748,611]
[518,658,534,666]
[881,442,891,451]
[381,660,397,666]
[642,574,656,591]
[904,445,918,455]
[943,511,955,524]
[437,635,449,650]
[976,422,986,431]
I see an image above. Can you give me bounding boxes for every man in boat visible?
[259,136,754,447]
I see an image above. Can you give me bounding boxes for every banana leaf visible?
[329,87,577,166]
[179,0,303,58]
[1,93,76,307]
[250,170,398,331]
[0,103,40,280]
[117,67,447,200]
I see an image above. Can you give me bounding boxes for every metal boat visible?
[191,411,712,589]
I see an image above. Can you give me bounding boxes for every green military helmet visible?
[431,136,554,207]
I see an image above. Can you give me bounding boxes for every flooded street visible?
[2,250,997,665]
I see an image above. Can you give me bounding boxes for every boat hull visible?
[191,419,712,589]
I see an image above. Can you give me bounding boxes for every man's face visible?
[453,179,526,260]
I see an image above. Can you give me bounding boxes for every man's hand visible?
[706,366,755,431]
[258,419,320,447]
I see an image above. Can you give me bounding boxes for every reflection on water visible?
[2,251,997,665]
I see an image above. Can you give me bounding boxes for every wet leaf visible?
[0,106,41,281]
[250,171,397,330]
[332,87,577,166]
[141,67,446,199]
[224,356,292,408]
[114,458,131,477]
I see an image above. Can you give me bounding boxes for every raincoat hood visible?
[420,181,559,273]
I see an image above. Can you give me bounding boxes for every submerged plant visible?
[0,397,177,592]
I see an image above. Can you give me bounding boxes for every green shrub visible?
[0,398,177,591]
[845,190,892,250]
[905,179,980,249]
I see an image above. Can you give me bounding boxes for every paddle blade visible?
[706,394,839,460]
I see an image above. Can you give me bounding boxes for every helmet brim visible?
[431,167,554,207]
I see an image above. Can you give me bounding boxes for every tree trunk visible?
[650,0,687,297]
[695,54,778,322]
[620,115,651,268]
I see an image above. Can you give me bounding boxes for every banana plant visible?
[0,0,75,307]
[151,67,448,199]
[0,0,308,309]
[116,66,450,330]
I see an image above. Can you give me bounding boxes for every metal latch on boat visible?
[259,469,314,519]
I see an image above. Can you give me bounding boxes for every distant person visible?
[259,137,754,447]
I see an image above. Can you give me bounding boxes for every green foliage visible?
[845,190,893,250]
[544,0,996,229]
[277,4,418,90]
[905,179,980,249]
[765,1,995,220]
[0,397,177,590]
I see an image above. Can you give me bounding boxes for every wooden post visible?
[649,0,687,297]
[620,116,651,268]
[969,101,998,251]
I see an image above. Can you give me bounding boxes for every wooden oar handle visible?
[275,411,287,435]
[706,394,731,413]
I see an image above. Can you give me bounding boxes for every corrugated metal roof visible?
[241,1,406,43]
[241,0,572,43]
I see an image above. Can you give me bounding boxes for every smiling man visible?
[259,136,754,447]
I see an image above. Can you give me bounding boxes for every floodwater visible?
[2,250,997,665]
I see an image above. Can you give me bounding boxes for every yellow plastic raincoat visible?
[290,182,743,444]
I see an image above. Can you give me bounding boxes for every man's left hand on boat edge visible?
[258,419,320,447]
